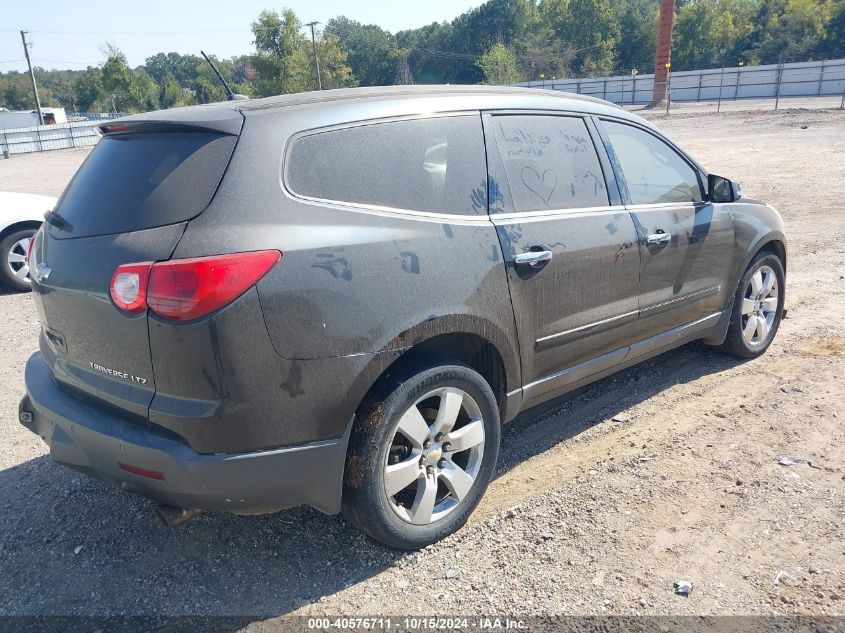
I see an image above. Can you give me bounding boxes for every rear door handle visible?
[514,250,553,268]
[646,232,671,245]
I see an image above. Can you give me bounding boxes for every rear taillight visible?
[26,234,36,264]
[110,250,281,321]
[110,263,152,313]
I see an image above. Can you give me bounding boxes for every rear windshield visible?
[52,132,236,238]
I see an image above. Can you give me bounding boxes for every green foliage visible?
[2,73,36,110]
[251,9,311,95]
[612,0,659,72]
[326,17,395,86]
[0,0,842,115]
[674,0,758,67]
[476,43,522,83]
[744,0,835,61]
[827,0,845,44]
[542,0,621,75]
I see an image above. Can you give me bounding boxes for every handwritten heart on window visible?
[521,167,557,207]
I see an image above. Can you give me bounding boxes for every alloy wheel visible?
[741,264,778,347]
[6,237,32,284]
[384,387,485,525]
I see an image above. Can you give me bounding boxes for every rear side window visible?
[490,115,609,213]
[286,116,485,215]
[53,132,236,238]
[602,121,702,205]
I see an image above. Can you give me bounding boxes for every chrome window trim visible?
[277,193,493,226]
[624,201,698,212]
[280,111,486,220]
[490,205,627,223]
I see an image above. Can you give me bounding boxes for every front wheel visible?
[342,360,500,549]
[719,250,785,359]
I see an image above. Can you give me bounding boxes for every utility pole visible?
[20,31,44,124]
[305,21,323,90]
[650,0,675,106]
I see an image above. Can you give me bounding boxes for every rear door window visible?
[53,132,237,238]
[490,115,609,213]
[602,121,702,205]
[285,115,486,215]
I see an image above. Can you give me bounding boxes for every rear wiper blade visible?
[44,210,72,232]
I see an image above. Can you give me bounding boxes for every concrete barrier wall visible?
[0,120,102,156]
[513,58,845,105]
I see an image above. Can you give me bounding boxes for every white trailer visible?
[0,108,68,129]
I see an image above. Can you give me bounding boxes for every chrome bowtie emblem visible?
[33,262,52,283]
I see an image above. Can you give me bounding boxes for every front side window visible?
[285,115,485,215]
[490,115,609,213]
[602,121,702,205]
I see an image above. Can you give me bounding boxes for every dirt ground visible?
[0,107,843,622]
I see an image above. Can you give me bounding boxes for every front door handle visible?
[646,231,671,246]
[514,250,553,268]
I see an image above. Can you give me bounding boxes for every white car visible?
[0,192,56,291]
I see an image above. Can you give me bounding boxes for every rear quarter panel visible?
[171,102,521,432]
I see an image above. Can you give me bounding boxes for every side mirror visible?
[708,173,741,203]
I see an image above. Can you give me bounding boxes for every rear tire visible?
[342,359,500,549]
[0,228,37,292]
[719,250,785,359]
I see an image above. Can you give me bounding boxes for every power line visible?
[28,28,251,35]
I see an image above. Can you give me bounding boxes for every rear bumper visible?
[20,353,349,515]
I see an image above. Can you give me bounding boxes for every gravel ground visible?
[0,108,843,622]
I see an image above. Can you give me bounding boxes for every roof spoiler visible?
[99,107,244,137]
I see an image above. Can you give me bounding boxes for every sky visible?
[1,0,481,73]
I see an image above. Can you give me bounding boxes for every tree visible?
[541,0,620,75]
[326,17,396,86]
[145,52,203,87]
[745,0,834,62]
[397,21,457,84]
[476,43,521,83]
[2,0,844,106]
[611,0,659,73]
[450,0,536,82]
[673,0,758,68]
[251,9,311,95]
[827,0,845,45]
[1,72,36,110]
[315,32,356,89]
[72,67,104,112]
[100,44,140,111]
[392,49,415,84]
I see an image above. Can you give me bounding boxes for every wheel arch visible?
[757,238,787,273]
[727,231,787,310]
[0,220,41,243]
[346,315,520,430]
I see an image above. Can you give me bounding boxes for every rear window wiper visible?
[44,210,73,233]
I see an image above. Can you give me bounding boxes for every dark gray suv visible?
[19,86,786,549]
